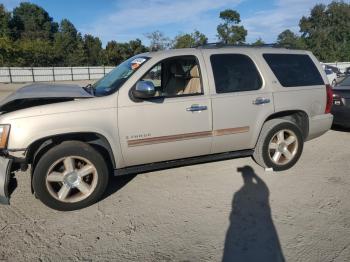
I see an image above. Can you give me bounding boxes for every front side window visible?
[211,54,262,94]
[93,55,149,96]
[139,56,202,98]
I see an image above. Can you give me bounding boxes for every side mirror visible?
[133,80,156,99]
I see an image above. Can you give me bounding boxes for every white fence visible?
[1,62,350,83]
[0,66,115,83]
[322,62,350,72]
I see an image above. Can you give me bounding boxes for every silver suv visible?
[0,46,333,210]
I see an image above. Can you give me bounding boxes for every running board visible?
[114,149,253,176]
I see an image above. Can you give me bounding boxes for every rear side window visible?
[263,54,324,87]
[210,54,262,93]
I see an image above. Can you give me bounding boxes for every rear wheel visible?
[33,141,109,211]
[253,119,304,171]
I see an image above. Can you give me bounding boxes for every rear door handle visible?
[186,105,208,112]
[253,97,271,105]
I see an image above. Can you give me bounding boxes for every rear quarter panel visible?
[264,51,327,118]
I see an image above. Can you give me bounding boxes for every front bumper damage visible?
[0,157,14,204]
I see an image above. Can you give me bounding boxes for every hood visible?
[0,83,93,113]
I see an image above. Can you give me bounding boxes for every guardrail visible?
[0,66,115,83]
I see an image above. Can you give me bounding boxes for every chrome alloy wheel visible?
[45,156,98,203]
[268,129,299,165]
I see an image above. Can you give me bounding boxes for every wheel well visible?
[26,133,116,172]
[265,111,309,139]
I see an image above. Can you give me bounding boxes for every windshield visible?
[325,69,333,75]
[93,55,149,96]
[339,76,350,86]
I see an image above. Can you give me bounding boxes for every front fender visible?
[2,108,124,168]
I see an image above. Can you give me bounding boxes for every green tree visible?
[128,38,148,55]
[103,40,122,65]
[173,30,208,48]
[11,2,58,40]
[0,37,18,66]
[102,39,148,65]
[276,29,305,49]
[0,4,11,38]
[16,38,56,66]
[217,9,247,45]
[53,19,85,66]
[299,1,350,61]
[83,34,103,65]
[146,31,171,51]
[251,38,265,46]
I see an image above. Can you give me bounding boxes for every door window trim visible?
[129,55,205,102]
[210,53,263,94]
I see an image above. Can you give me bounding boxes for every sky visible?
[3,0,334,46]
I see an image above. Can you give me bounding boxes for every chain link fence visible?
[0,66,115,83]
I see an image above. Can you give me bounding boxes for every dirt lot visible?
[0,82,349,261]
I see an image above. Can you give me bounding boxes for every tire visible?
[253,119,304,171]
[33,141,109,211]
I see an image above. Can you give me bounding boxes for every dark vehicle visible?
[332,76,350,128]
[345,67,350,75]
[325,65,342,76]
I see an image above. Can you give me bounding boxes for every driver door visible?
[117,53,213,167]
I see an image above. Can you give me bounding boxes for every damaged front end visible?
[0,83,94,203]
[0,157,15,204]
[0,83,93,113]
[0,124,19,204]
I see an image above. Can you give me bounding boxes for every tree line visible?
[0,1,349,67]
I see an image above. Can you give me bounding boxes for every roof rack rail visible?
[196,42,284,49]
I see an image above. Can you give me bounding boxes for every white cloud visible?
[243,0,332,43]
[81,0,242,44]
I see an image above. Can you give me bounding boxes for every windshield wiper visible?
[82,84,95,96]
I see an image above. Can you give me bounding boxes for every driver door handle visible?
[186,105,208,112]
[253,97,271,105]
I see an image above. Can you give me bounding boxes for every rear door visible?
[202,50,275,153]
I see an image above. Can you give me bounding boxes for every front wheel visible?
[253,119,304,171]
[33,141,109,211]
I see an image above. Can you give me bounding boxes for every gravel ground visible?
[0,82,349,261]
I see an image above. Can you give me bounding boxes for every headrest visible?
[170,63,185,76]
[190,65,199,78]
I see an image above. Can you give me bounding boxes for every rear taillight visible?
[325,84,333,114]
[333,93,343,106]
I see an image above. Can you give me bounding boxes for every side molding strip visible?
[127,126,249,147]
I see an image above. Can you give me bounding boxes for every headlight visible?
[0,125,10,149]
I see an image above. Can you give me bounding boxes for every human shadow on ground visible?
[222,166,285,262]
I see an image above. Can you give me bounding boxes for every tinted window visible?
[263,54,324,87]
[210,54,262,93]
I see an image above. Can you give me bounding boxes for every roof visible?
[144,45,309,58]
